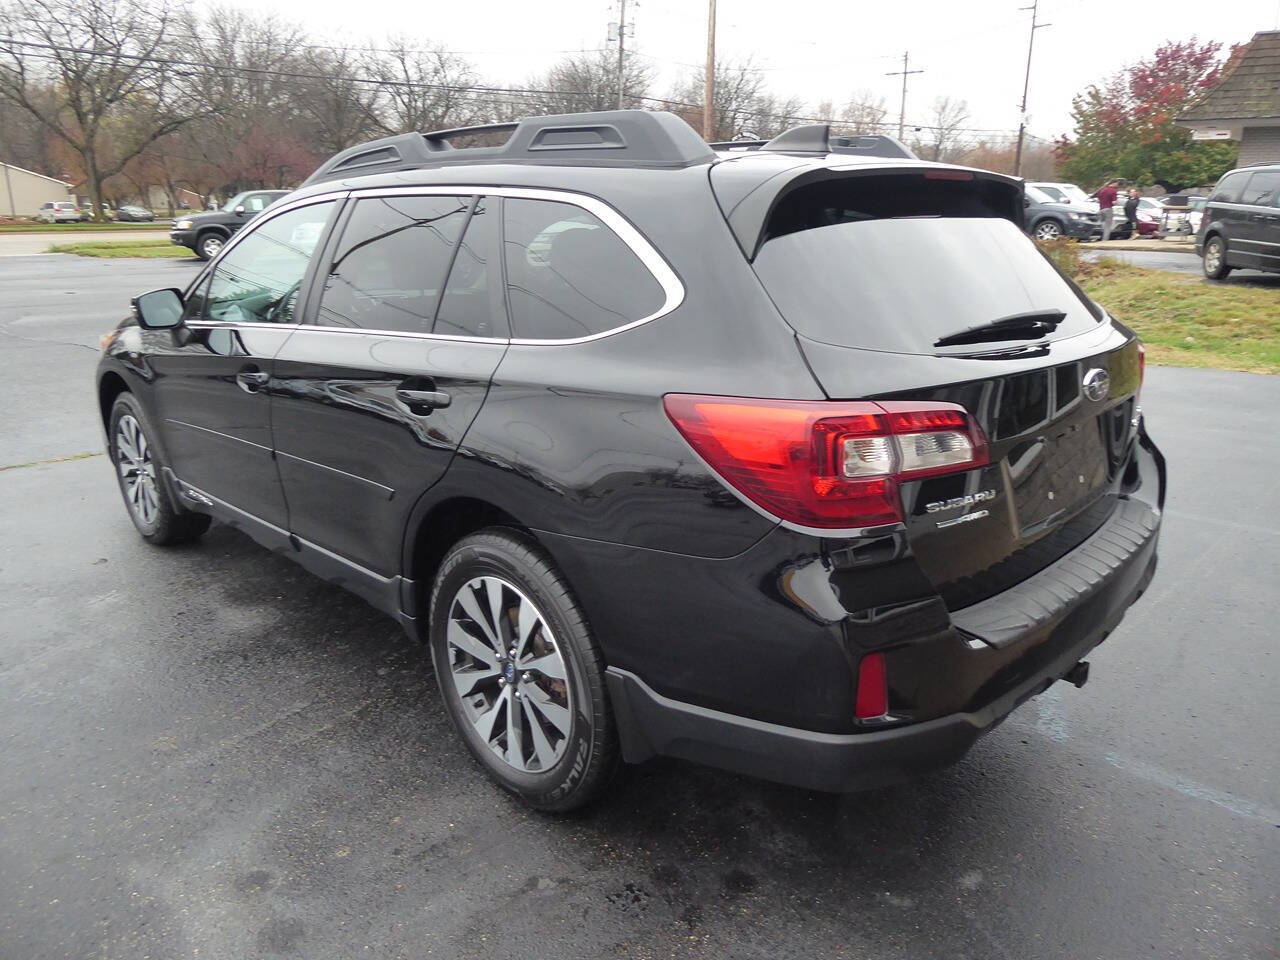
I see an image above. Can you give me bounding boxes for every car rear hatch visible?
[712,159,1144,608]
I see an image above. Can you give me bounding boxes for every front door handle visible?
[396,388,452,410]
[236,367,270,393]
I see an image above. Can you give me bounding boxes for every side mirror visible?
[1023,196,1031,207]
[233,204,246,216]
[133,288,185,330]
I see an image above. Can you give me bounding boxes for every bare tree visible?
[920,96,970,161]
[0,0,208,219]
[838,90,888,134]
[524,49,653,116]
[369,40,482,134]
[665,58,796,141]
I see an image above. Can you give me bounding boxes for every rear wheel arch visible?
[405,497,536,618]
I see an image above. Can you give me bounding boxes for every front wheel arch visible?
[98,370,130,430]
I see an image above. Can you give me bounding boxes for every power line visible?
[2,36,1053,139]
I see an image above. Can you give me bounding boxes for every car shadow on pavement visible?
[172,521,1072,951]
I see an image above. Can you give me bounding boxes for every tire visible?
[1202,235,1231,280]
[1033,219,1063,241]
[195,231,226,261]
[107,393,211,545]
[428,528,618,811]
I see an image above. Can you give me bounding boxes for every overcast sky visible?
[248,0,1278,140]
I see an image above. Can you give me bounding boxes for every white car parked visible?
[37,201,81,223]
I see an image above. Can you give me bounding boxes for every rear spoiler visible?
[710,161,1025,259]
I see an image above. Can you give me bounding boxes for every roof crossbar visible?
[302,109,717,186]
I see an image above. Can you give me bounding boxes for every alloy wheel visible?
[1034,221,1062,241]
[115,414,160,527]
[200,235,223,258]
[1204,241,1222,273]
[445,575,573,773]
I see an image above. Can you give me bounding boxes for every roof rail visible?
[708,139,769,151]
[302,109,716,186]
[759,124,917,160]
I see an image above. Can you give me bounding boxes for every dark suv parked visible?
[169,189,290,260]
[96,111,1165,810]
[1023,183,1102,241]
[1197,163,1280,278]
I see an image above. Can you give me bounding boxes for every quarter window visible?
[202,201,335,324]
[1241,171,1280,206]
[502,197,664,340]
[317,195,471,333]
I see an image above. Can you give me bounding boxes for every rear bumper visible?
[606,425,1165,793]
[608,509,1158,792]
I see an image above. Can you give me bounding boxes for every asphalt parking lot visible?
[2,254,1277,960]
[1083,245,1280,286]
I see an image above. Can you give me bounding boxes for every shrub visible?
[1035,236,1081,276]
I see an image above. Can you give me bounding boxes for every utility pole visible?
[885,51,923,140]
[615,0,628,110]
[1014,0,1051,176]
[703,0,716,140]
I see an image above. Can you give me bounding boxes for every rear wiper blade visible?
[933,310,1067,348]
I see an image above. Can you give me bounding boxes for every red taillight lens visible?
[663,395,988,530]
[854,652,888,719]
[1137,342,1146,396]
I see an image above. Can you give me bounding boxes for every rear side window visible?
[317,195,471,333]
[502,198,663,340]
[751,175,1100,355]
[1241,171,1280,206]
[1209,171,1249,204]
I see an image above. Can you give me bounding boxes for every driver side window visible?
[204,201,336,325]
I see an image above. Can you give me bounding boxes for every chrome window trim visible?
[183,319,507,344]
[192,184,685,347]
[347,184,685,345]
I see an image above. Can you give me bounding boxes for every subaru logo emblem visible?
[1082,367,1110,402]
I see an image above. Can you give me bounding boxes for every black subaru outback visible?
[96,110,1165,810]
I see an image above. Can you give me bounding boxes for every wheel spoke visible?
[456,585,503,655]
[522,696,558,770]
[519,651,566,682]
[116,428,138,463]
[514,595,540,661]
[453,664,500,697]
[446,618,499,668]
[473,688,507,745]
[523,683,571,736]
[506,690,525,768]
[483,577,510,651]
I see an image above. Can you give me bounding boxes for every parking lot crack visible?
[0,451,102,472]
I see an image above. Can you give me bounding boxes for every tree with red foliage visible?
[1056,39,1240,193]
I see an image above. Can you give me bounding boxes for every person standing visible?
[1123,188,1140,238]
[1097,179,1119,241]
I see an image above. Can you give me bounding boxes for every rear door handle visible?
[396,388,452,410]
[236,366,270,393]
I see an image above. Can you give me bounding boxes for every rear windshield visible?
[752,177,1102,354]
